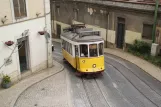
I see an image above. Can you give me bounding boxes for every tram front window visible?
[89,44,98,57]
[99,43,103,55]
[80,45,88,57]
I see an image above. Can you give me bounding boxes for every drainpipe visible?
[43,0,48,68]
[44,0,53,68]
[152,0,159,43]
[106,11,109,48]
[52,1,55,36]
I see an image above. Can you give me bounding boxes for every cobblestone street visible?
[14,70,69,107]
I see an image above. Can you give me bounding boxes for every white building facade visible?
[0,0,53,82]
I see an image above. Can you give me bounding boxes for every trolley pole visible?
[152,0,159,43]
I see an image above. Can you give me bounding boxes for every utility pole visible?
[152,0,159,43]
[44,0,53,68]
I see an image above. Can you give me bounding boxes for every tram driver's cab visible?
[76,42,104,73]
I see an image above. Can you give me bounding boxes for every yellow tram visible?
[61,24,105,75]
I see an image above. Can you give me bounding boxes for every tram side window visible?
[99,43,103,55]
[62,40,65,49]
[67,42,70,53]
[89,44,98,57]
[80,45,88,57]
[75,45,79,56]
[64,41,67,50]
[69,43,72,55]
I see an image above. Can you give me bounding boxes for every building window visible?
[13,0,27,19]
[56,6,60,16]
[142,24,153,40]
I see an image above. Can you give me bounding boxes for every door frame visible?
[115,17,126,49]
[17,36,30,73]
[56,24,61,38]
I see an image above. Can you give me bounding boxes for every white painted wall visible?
[0,17,48,77]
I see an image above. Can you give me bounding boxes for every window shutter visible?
[13,0,20,18]
[143,24,153,40]
[19,0,27,17]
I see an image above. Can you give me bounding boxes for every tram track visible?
[81,77,111,107]
[81,78,94,107]
[105,54,161,97]
[105,59,160,107]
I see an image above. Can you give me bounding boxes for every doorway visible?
[56,24,61,38]
[116,17,125,49]
[18,37,29,73]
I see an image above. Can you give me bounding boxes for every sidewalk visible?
[0,60,64,107]
[104,48,161,82]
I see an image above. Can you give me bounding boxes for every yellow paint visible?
[78,56,105,72]
[62,49,105,73]
[62,49,76,68]
[125,30,141,44]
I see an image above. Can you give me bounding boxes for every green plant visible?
[127,40,161,68]
[129,40,151,54]
[2,75,11,84]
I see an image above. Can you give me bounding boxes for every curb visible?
[11,60,64,107]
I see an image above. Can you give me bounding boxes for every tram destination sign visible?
[79,31,100,37]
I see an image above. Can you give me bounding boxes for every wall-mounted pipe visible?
[152,0,159,43]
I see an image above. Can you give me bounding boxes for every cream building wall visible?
[0,0,45,26]
[0,0,13,26]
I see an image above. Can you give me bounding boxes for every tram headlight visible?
[82,60,85,63]
[93,64,96,68]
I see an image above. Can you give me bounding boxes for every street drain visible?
[34,104,38,106]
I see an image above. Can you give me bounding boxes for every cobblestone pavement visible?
[14,70,69,107]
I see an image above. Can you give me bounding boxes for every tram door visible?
[75,45,79,69]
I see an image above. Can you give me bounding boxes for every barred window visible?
[142,24,152,40]
[13,0,27,19]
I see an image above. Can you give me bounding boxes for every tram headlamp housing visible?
[93,64,96,68]
[82,60,85,63]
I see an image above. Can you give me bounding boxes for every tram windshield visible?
[80,45,88,57]
[89,44,98,57]
[99,43,103,55]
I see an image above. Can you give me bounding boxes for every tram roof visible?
[61,29,104,42]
